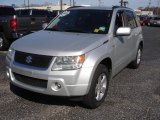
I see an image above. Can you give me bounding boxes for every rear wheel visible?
[83,64,110,109]
[130,46,142,69]
[0,33,9,51]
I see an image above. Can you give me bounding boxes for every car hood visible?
[11,30,109,56]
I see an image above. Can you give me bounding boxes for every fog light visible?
[6,71,10,78]
[52,82,61,91]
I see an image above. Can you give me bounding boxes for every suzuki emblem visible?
[26,56,32,64]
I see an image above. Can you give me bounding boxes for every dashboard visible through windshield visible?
[46,9,112,34]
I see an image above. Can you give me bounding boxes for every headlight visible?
[6,48,15,61]
[52,55,85,71]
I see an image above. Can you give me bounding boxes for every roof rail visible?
[112,6,129,10]
[67,6,84,9]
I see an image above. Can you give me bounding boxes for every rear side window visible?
[125,11,137,29]
[0,7,16,16]
[32,10,47,16]
[16,9,30,16]
[153,17,160,20]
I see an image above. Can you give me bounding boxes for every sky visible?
[0,0,159,9]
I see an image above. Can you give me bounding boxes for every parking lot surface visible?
[0,27,160,120]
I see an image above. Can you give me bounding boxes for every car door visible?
[113,10,132,74]
[124,10,139,60]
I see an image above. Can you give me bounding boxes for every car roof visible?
[68,6,113,11]
[68,6,133,12]
[0,5,14,8]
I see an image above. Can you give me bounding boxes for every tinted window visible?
[115,11,125,28]
[52,11,59,16]
[46,10,112,34]
[0,7,15,16]
[16,9,30,16]
[125,11,137,29]
[32,10,47,16]
[153,17,160,20]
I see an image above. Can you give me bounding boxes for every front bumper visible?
[6,58,94,97]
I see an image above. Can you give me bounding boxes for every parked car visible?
[149,16,160,26]
[0,7,56,50]
[16,9,56,31]
[0,6,18,50]
[6,6,144,109]
[139,16,148,26]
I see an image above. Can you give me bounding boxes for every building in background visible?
[135,9,153,16]
[15,4,71,11]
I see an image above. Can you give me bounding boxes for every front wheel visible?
[130,46,142,69]
[83,64,110,109]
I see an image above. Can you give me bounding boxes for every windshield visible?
[46,9,112,34]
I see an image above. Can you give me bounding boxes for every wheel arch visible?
[0,26,4,33]
[86,56,113,94]
[139,41,143,49]
[99,57,112,79]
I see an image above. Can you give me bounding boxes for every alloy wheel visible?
[95,73,107,101]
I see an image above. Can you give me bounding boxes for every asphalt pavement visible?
[0,26,160,120]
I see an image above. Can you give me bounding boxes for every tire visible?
[83,64,110,109]
[129,45,142,69]
[0,33,9,51]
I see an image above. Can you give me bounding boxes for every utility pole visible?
[120,0,123,6]
[98,0,102,6]
[73,0,75,6]
[28,0,29,9]
[70,0,71,6]
[157,0,160,15]
[148,0,151,15]
[24,0,26,9]
[120,0,128,7]
[60,0,63,11]
[123,1,128,7]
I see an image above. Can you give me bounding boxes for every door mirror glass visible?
[116,27,131,36]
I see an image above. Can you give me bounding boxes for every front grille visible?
[13,72,48,88]
[14,51,53,68]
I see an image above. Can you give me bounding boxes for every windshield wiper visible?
[45,28,60,31]
[45,28,90,33]
[64,29,89,33]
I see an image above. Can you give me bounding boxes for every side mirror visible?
[42,23,48,29]
[116,27,131,36]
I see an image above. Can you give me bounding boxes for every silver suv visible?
[6,6,144,108]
